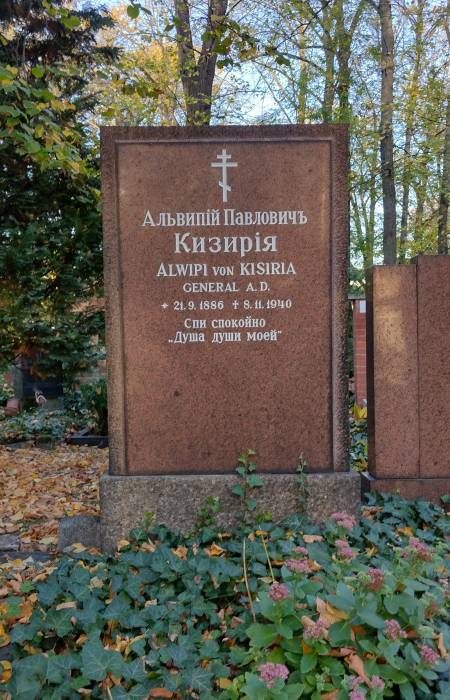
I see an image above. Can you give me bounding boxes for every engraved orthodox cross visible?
[211,148,237,203]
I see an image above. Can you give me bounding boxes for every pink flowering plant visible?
[223,495,449,700]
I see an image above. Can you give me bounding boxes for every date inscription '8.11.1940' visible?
[101,125,349,477]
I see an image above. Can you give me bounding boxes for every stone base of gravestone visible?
[99,472,361,551]
[361,473,450,507]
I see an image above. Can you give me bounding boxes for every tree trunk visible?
[398,0,424,262]
[174,0,228,125]
[437,95,450,254]
[379,0,397,264]
[335,0,350,123]
[413,177,426,245]
[321,0,334,122]
[297,22,308,122]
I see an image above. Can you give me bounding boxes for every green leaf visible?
[62,16,81,29]
[81,638,109,681]
[181,666,213,692]
[300,652,317,673]
[127,4,140,19]
[122,658,149,683]
[24,139,42,154]
[247,474,263,488]
[358,608,386,629]
[247,623,278,648]
[232,484,244,498]
[31,67,45,78]
[6,673,42,700]
[81,638,124,681]
[0,105,19,115]
[328,621,351,646]
[399,682,415,700]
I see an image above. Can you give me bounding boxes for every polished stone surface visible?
[366,256,450,500]
[366,265,419,478]
[101,125,349,476]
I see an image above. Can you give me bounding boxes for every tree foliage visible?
[0,1,117,377]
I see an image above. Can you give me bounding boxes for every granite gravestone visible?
[364,256,450,503]
[100,125,358,546]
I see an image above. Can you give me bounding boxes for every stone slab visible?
[416,256,450,478]
[101,125,349,476]
[99,471,361,551]
[58,515,101,551]
[366,265,419,478]
[0,534,20,551]
[361,472,450,508]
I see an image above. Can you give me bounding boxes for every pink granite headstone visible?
[101,125,349,476]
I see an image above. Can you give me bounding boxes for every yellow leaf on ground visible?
[141,541,156,552]
[117,540,130,550]
[18,599,35,624]
[316,598,348,626]
[397,526,413,537]
[303,534,323,543]
[90,577,104,589]
[309,559,322,571]
[0,624,10,648]
[345,654,371,685]
[55,601,77,611]
[150,689,174,698]
[218,678,232,688]
[71,543,87,553]
[76,634,88,647]
[205,543,225,557]
[39,536,58,545]
[10,511,24,522]
[1,660,12,683]
[321,691,338,700]
[437,632,448,659]
[172,545,188,559]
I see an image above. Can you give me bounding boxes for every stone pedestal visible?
[99,471,361,551]
[366,256,450,504]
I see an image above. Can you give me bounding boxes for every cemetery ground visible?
[0,442,449,699]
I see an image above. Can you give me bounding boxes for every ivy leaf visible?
[81,638,125,681]
[247,474,263,488]
[232,484,244,498]
[181,666,213,692]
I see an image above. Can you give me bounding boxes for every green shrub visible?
[0,372,14,407]
[350,403,368,471]
[0,409,95,444]
[4,493,449,699]
[64,378,108,434]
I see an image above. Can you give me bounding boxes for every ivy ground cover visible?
[1,493,449,699]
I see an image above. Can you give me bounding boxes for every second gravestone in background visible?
[100,125,359,548]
